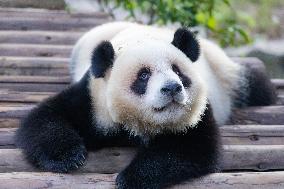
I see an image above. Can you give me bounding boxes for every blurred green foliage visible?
[230,0,284,39]
[99,0,252,47]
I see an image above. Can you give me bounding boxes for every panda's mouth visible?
[153,101,180,112]
[153,106,167,112]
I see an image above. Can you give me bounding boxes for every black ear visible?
[172,28,200,62]
[91,41,115,78]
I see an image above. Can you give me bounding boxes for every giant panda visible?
[16,22,276,189]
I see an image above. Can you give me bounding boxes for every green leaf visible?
[207,16,217,30]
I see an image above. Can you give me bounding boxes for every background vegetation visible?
[98,0,284,47]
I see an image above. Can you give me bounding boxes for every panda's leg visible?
[235,64,277,107]
[15,110,87,173]
[116,104,220,189]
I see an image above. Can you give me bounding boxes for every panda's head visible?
[90,28,208,135]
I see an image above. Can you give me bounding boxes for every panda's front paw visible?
[37,145,87,173]
[116,170,157,189]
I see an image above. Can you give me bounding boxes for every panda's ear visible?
[91,41,115,78]
[172,28,200,62]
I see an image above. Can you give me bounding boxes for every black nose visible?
[161,82,182,96]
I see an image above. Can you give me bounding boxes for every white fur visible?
[70,22,137,82]
[71,22,244,135]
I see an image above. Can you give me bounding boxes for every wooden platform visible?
[0,7,284,189]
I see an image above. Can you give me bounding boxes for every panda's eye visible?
[138,68,151,80]
[172,64,181,75]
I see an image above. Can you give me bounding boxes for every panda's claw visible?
[80,154,86,160]
[78,160,84,166]
[36,144,87,173]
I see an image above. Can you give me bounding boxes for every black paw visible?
[36,145,87,173]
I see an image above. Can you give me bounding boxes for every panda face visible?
[105,40,208,135]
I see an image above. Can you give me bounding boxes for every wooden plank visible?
[221,125,284,137]
[0,17,109,31]
[220,125,284,145]
[0,0,65,10]
[0,76,70,84]
[272,79,284,89]
[232,57,266,70]
[1,171,284,189]
[0,56,69,76]
[0,56,68,65]
[0,44,72,57]
[2,125,284,148]
[0,83,67,92]
[0,31,82,45]
[0,118,19,129]
[229,106,284,125]
[0,146,283,172]
[278,94,284,105]
[0,91,55,103]
[222,145,284,171]
[0,104,34,119]
[0,172,116,189]
[0,148,135,173]
[0,7,109,19]
[0,128,15,148]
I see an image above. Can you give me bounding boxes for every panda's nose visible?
[161,82,182,96]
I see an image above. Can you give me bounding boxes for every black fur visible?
[245,66,277,106]
[16,72,220,188]
[234,65,277,107]
[172,64,192,88]
[172,28,200,62]
[91,41,114,78]
[131,67,151,95]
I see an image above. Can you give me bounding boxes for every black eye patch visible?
[172,64,191,88]
[130,67,151,95]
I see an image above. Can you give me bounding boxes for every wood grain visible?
[0,76,70,83]
[0,17,110,31]
[0,91,55,103]
[0,31,82,45]
[0,146,283,172]
[0,44,72,57]
[221,125,284,145]
[0,171,284,189]
[0,7,109,19]
[229,106,284,125]
[0,56,69,76]
[0,83,67,92]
